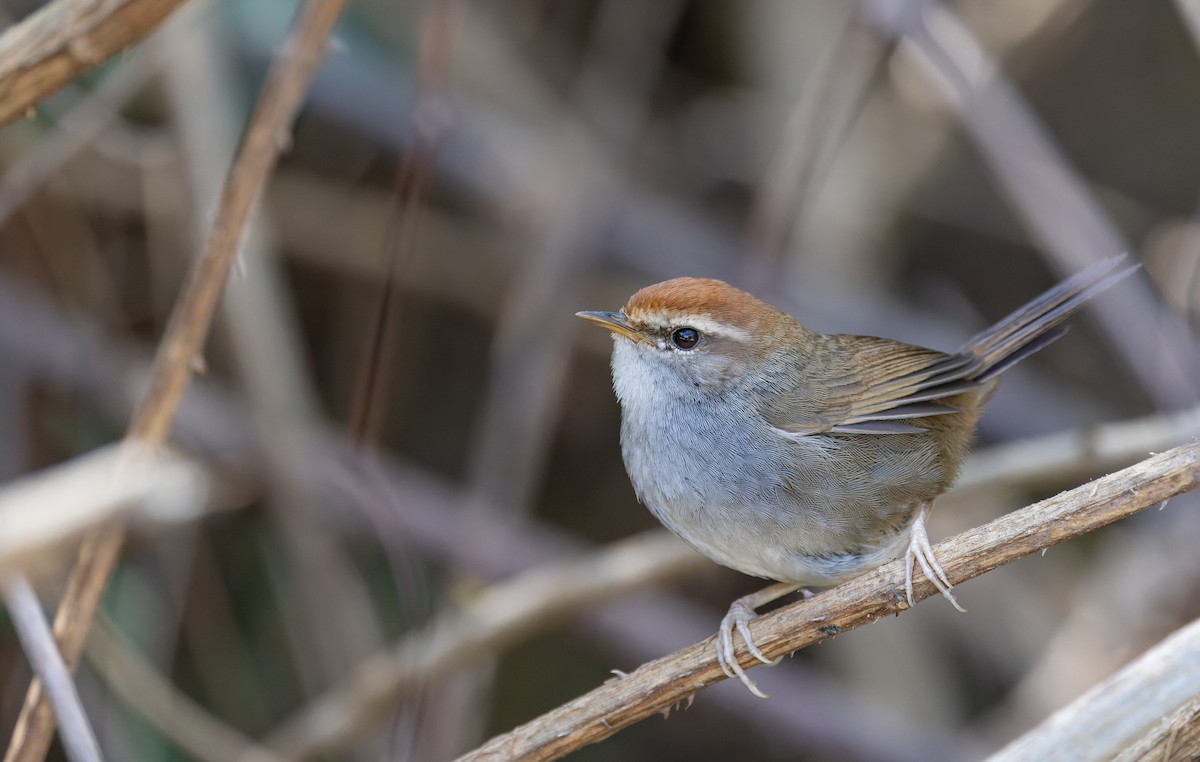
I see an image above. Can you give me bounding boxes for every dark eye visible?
[670,327,700,350]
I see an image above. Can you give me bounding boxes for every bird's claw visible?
[715,598,780,699]
[904,504,965,612]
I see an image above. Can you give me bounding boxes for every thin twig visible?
[0,577,101,762]
[349,0,457,444]
[2,1,349,760]
[125,0,346,446]
[342,1,460,753]
[457,441,1200,761]
[0,0,188,124]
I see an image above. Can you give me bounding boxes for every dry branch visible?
[1111,697,1200,762]
[457,441,1200,761]
[957,404,1200,493]
[0,0,188,124]
[2,1,349,759]
[162,0,384,686]
[990,615,1200,761]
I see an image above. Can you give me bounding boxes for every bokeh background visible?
[1,0,1199,760]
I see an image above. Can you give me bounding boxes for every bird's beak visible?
[575,310,651,344]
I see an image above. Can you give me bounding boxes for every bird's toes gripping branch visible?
[904,502,965,612]
[714,582,806,698]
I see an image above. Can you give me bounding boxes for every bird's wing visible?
[761,257,1134,438]
[760,335,986,436]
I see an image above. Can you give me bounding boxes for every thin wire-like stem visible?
[1,577,102,762]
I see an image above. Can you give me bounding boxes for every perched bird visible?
[577,257,1135,696]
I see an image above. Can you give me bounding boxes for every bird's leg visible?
[904,501,965,612]
[715,581,808,698]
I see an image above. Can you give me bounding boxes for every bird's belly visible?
[642,488,916,586]
[621,419,941,585]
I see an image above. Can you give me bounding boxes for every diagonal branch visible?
[2,1,349,760]
[457,441,1200,762]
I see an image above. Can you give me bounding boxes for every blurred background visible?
[1,0,1199,759]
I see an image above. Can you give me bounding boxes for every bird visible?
[576,256,1136,696]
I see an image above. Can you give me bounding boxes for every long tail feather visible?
[960,256,1137,377]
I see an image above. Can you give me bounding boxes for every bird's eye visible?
[670,327,700,350]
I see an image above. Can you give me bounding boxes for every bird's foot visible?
[715,582,805,698]
[904,503,965,612]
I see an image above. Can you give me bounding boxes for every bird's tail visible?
[961,256,1138,383]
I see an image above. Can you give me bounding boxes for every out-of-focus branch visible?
[1176,0,1200,57]
[989,615,1200,762]
[957,404,1200,493]
[0,0,188,125]
[865,0,1200,408]
[85,616,286,762]
[264,531,700,760]
[0,43,161,225]
[0,445,209,576]
[744,7,889,284]
[1,577,101,762]
[457,442,1200,762]
[124,0,346,446]
[2,1,349,760]
[161,0,382,687]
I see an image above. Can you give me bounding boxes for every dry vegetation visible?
[0,1,1199,761]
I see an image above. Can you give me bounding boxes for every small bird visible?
[577,257,1135,697]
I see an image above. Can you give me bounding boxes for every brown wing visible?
[762,255,1136,437]
[760,335,978,436]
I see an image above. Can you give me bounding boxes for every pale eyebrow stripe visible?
[633,310,752,342]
